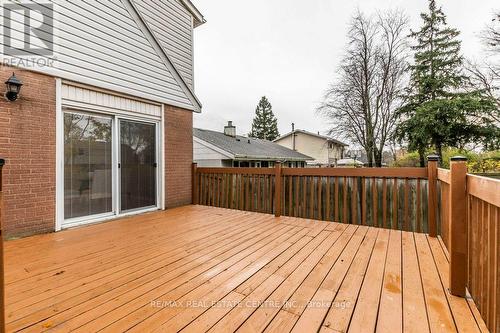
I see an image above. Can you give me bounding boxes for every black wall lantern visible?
[4,73,23,102]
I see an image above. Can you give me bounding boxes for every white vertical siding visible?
[1,0,196,110]
[133,0,194,89]
[62,83,162,118]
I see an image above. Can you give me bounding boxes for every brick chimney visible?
[224,121,236,137]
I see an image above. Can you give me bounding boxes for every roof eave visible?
[180,0,206,27]
[275,130,348,146]
[327,139,349,147]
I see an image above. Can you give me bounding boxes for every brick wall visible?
[164,105,193,208]
[0,67,56,238]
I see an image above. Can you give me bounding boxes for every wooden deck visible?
[4,205,487,333]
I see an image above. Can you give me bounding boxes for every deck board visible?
[4,205,486,332]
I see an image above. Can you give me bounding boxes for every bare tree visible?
[467,62,500,121]
[481,11,500,55]
[467,11,500,122]
[318,10,408,167]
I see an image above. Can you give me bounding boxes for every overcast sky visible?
[192,0,498,139]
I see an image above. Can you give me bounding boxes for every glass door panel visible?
[120,120,157,212]
[64,112,113,219]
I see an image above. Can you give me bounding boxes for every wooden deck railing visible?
[193,159,437,233]
[0,158,5,333]
[466,174,499,333]
[193,167,278,215]
[193,156,499,332]
[437,157,499,333]
[279,167,430,231]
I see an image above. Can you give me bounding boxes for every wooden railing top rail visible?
[282,167,428,178]
[196,166,428,179]
[437,168,451,184]
[467,173,500,207]
[196,167,275,175]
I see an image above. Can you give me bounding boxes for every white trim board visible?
[61,83,162,119]
[55,78,64,231]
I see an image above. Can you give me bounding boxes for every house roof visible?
[274,129,348,146]
[194,128,313,161]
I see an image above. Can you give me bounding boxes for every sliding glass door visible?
[64,112,113,219]
[63,111,159,225]
[119,120,157,212]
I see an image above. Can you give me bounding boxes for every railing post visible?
[274,162,282,217]
[192,163,198,205]
[449,156,468,297]
[0,158,5,333]
[427,155,439,237]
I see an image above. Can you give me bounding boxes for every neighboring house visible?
[0,0,205,237]
[274,126,348,167]
[194,122,313,167]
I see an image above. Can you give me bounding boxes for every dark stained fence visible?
[194,168,276,215]
[279,168,430,232]
[194,165,433,233]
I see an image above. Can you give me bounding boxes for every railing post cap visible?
[427,155,439,162]
[451,155,467,162]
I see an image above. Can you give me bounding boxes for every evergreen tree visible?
[249,96,280,141]
[396,0,499,165]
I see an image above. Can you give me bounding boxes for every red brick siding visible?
[0,67,56,238]
[164,105,193,208]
